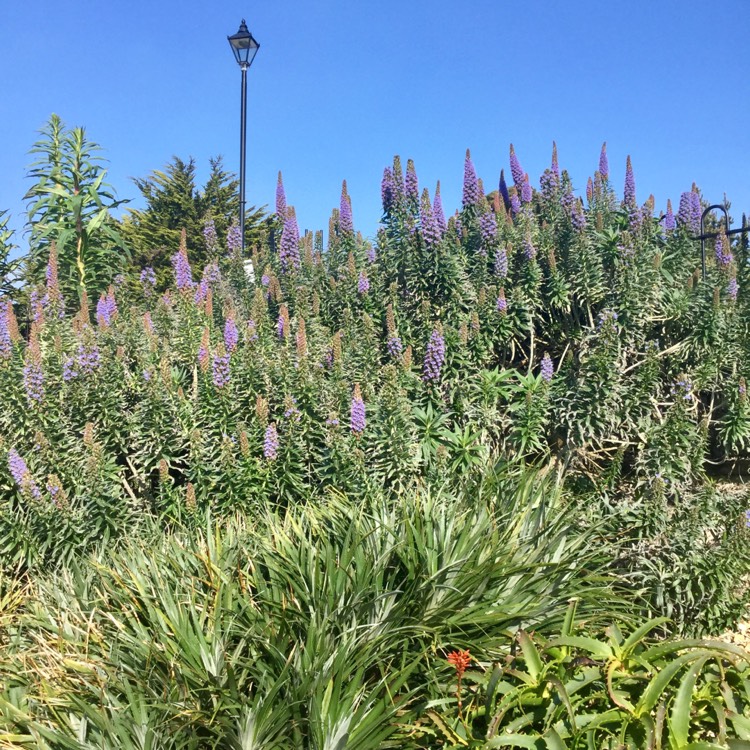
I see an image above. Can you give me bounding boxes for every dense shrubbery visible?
[2,141,750,746]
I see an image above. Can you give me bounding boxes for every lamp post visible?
[227,19,260,256]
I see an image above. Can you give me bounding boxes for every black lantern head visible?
[228,19,260,68]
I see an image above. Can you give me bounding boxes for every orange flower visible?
[446,649,472,679]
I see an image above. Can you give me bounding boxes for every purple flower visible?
[623,156,636,209]
[523,235,537,261]
[212,352,231,388]
[462,149,480,208]
[586,177,594,204]
[598,142,609,180]
[387,336,403,357]
[227,221,242,254]
[381,167,395,215]
[0,304,11,360]
[203,218,219,255]
[745,509,750,529]
[23,345,44,404]
[276,171,286,219]
[172,247,194,291]
[96,289,117,328]
[509,144,524,188]
[193,279,209,305]
[433,182,447,237]
[498,169,511,212]
[670,378,692,402]
[662,199,676,232]
[340,181,354,235]
[540,352,554,382]
[510,193,521,216]
[422,329,445,383]
[521,174,532,204]
[62,356,77,381]
[277,313,286,339]
[405,159,419,205]
[350,384,366,434]
[358,271,370,295]
[677,191,692,228]
[716,233,733,268]
[494,247,508,278]
[7,448,41,499]
[597,309,619,330]
[224,317,239,352]
[366,245,377,263]
[284,397,301,422]
[496,293,508,314]
[264,423,279,460]
[280,208,301,272]
[690,190,702,232]
[571,199,587,231]
[77,342,101,375]
[727,277,739,302]
[480,212,497,244]
[421,189,441,247]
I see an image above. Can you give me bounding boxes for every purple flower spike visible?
[662,199,676,232]
[280,208,301,272]
[433,181,447,236]
[227,221,242,254]
[224,316,239,352]
[571,199,587,231]
[540,352,554,382]
[264,423,279,460]
[462,149,480,208]
[381,167,395,215]
[498,170,511,212]
[677,191,692,228]
[340,181,354,235]
[405,159,419,205]
[510,191,521,216]
[203,218,219,255]
[509,144,524,188]
[0,305,11,360]
[690,189,702,233]
[623,155,636,208]
[172,246,194,291]
[523,234,537,261]
[422,329,446,383]
[494,247,508,278]
[350,384,366,435]
[599,142,609,180]
[716,233,733,268]
[140,266,156,291]
[496,292,508,314]
[358,271,370,295]
[521,174,532,204]
[480,212,497,254]
[421,188,441,247]
[727,277,739,302]
[23,344,44,404]
[276,171,286,219]
[212,351,231,388]
[387,336,403,357]
[8,448,41,499]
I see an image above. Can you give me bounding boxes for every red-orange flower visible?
[446,649,472,679]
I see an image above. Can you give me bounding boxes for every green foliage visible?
[24,114,129,302]
[0,210,21,301]
[417,604,750,748]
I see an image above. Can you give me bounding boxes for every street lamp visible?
[227,19,260,256]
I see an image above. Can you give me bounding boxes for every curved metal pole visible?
[239,63,248,256]
[700,204,729,281]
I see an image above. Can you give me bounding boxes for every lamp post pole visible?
[239,62,248,255]
[227,19,260,257]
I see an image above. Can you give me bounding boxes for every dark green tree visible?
[24,114,129,303]
[122,156,266,286]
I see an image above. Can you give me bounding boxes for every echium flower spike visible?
[433,181,447,236]
[0,302,12,360]
[8,448,41,500]
[263,423,279,460]
[172,236,194,291]
[357,271,370,295]
[498,169,511,212]
[551,141,559,179]
[224,315,239,352]
[716,230,733,268]
[45,243,63,313]
[496,288,507,314]
[494,246,508,278]
[212,345,231,388]
[690,187,702,233]
[623,155,636,208]
[420,188,441,247]
[339,180,354,235]
[540,352,554,382]
[381,166,395,215]
[23,336,44,404]
[350,383,366,435]
[203,217,219,256]
[405,159,419,206]
[279,207,301,272]
[227,221,242,255]
[571,199,587,231]
[677,191,692,228]
[462,149,480,208]
[662,198,676,231]
[422,328,446,383]
[276,171,286,219]
[509,143,524,188]
[296,317,307,359]
[521,173,532,204]
[598,142,609,180]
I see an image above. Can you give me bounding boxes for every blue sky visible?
[1,1,748,258]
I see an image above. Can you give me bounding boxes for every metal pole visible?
[239,63,248,256]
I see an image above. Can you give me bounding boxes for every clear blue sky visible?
[1,1,748,258]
